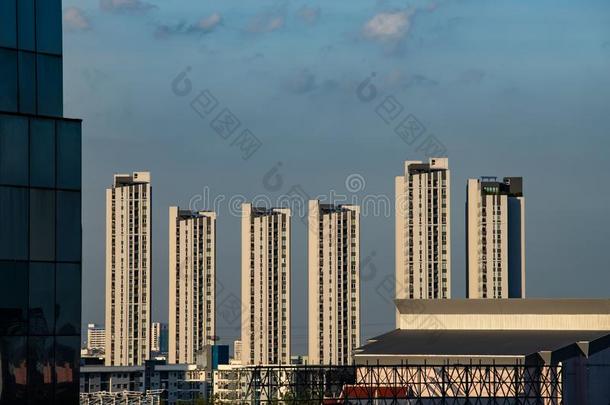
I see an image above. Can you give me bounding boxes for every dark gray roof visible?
[356,329,610,358]
[395,298,610,315]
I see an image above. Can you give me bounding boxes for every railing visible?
[234,364,562,404]
[80,390,164,405]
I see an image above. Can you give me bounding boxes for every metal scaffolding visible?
[237,364,563,404]
[79,390,164,405]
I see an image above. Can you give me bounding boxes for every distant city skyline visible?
[68,0,610,355]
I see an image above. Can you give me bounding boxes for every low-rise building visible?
[80,361,208,405]
[212,364,244,403]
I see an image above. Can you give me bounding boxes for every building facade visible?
[308,201,360,365]
[0,1,82,403]
[150,322,169,356]
[80,362,209,405]
[168,207,216,364]
[467,177,525,298]
[233,340,242,364]
[241,203,291,365]
[395,158,451,305]
[105,172,151,366]
[87,324,106,353]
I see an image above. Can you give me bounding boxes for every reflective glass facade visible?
[0,0,82,403]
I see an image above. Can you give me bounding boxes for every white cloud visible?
[190,12,222,33]
[64,7,91,31]
[362,10,414,41]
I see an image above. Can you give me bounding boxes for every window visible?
[0,115,28,186]
[0,49,18,112]
[0,187,28,260]
[30,119,55,187]
[55,336,80,403]
[35,0,62,55]
[0,0,17,48]
[30,189,55,261]
[18,51,36,113]
[29,263,55,335]
[56,120,81,190]
[0,261,28,335]
[56,191,81,262]
[36,54,63,116]
[55,264,81,335]
[0,336,27,402]
[28,336,54,404]
[18,0,35,51]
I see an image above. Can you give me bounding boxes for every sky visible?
[63,0,610,354]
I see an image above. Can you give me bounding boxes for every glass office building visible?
[0,0,82,404]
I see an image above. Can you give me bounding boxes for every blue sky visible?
[63,0,610,353]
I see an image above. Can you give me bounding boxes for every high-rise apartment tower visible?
[395,158,451,306]
[241,203,291,365]
[105,172,151,366]
[466,177,525,298]
[168,207,216,364]
[308,201,360,365]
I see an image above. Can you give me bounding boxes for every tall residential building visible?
[395,158,451,306]
[233,340,242,363]
[466,177,525,299]
[151,322,161,353]
[168,207,216,364]
[0,1,82,402]
[105,172,152,366]
[241,203,291,365]
[87,324,106,352]
[308,201,360,365]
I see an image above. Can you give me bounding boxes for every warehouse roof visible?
[355,329,610,362]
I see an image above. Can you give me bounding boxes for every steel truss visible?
[238,364,562,404]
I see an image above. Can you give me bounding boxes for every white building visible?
[87,323,106,353]
[241,203,291,365]
[168,207,216,364]
[105,172,152,366]
[308,201,360,365]
[466,177,525,298]
[233,340,242,364]
[213,364,244,403]
[395,158,451,306]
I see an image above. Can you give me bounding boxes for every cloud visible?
[189,12,222,33]
[282,69,317,94]
[362,10,414,41]
[100,0,156,14]
[296,5,320,25]
[154,13,222,39]
[64,7,91,31]
[246,13,284,33]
